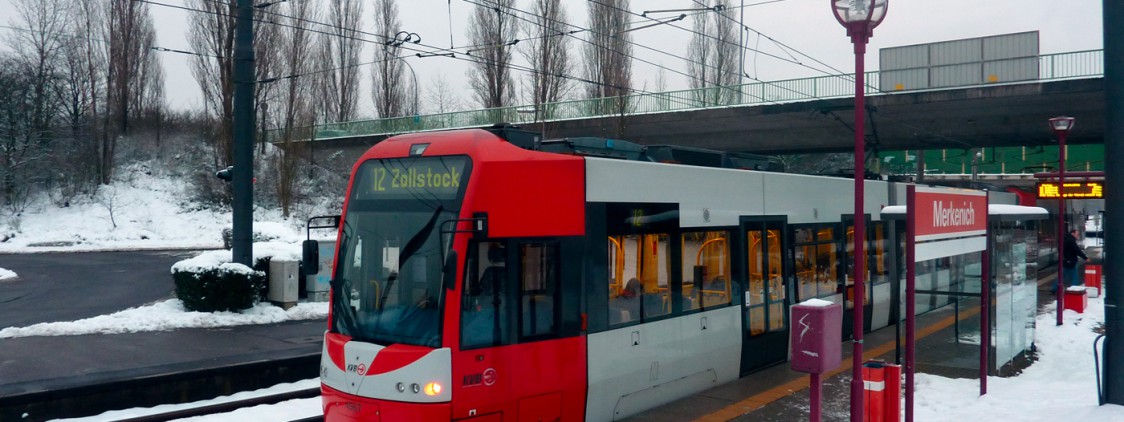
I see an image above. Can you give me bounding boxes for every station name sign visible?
[1036,181,1104,199]
[913,190,988,240]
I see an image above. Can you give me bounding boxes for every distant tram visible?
[306,127,1019,421]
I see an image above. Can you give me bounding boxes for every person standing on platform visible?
[1063,229,1088,287]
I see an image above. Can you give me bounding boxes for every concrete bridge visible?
[286,50,1104,168]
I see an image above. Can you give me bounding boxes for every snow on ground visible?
[0,167,308,253]
[914,294,1119,421]
[0,167,330,338]
[0,299,327,338]
[53,379,321,422]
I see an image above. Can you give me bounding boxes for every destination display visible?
[1036,181,1104,199]
[353,156,469,200]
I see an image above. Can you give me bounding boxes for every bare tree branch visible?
[372,0,408,118]
[519,0,573,121]
[689,1,739,105]
[317,0,364,123]
[467,0,517,110]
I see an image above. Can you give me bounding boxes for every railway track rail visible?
[112,387,321,422]
[0,353,320,421]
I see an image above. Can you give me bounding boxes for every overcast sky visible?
[1,0,1107,116]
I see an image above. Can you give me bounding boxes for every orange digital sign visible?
[1037,181,1104,199]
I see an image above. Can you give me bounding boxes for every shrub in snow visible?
[171,243,303,312]
[172,253,266,312]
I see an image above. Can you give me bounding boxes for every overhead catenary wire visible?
[645,0,975,149]
[142,0,702,110]
[0,23,222,59]
[464,0,773,105]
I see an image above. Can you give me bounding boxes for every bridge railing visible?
[284,49,1102,142]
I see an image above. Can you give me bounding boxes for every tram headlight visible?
[411,383,421,394]
[424,382,443,396]
[396,382,406,393]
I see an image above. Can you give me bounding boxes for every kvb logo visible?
[346,363,367,376]
[482,368,497,386]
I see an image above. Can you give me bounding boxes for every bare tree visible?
[102,0,161,183]
[0,54,43,212]
[583,0,632,100]
[318,0,364,123]
[7,0,70,144]
[55,29,102,200]
[2,0,72,208]
[520,0,572,120]
[466,0,517,110]
[254,7,282,154]
[272,1,318,218]
[424,73,462,115]
[584,0,633,137]
[371,0,408,118]
[187,0,279,167]
[688,1,739,105]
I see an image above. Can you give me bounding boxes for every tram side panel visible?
[452,151,589,422]
[583,158,754,421]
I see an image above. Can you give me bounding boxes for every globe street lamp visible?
[1049,116,1075,327]
[832,1,887,422]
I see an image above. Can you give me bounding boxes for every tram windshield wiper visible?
[374,205,443,331]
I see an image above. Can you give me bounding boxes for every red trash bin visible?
[883,363,901,422]
[863,362,886,422]
[863,361,901,422]
[1085,264,1102,297]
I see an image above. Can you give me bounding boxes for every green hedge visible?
[173,264,266,312]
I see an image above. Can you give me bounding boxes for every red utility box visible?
[789,300,842,374]
[862,361,901,422]
[1064,287,1088,313]
[1085,264,1103,297]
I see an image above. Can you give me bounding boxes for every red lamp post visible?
[1050,116,1075,326]
[832,1,887,422]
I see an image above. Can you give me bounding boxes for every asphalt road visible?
[0,250,200,328]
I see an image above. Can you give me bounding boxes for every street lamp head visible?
[1048,116,1076,134]
[833,0,888,38]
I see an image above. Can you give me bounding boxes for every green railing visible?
[281,50,1103,142]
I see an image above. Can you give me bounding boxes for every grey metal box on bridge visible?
[879,31,1040,91]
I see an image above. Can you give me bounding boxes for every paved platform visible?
[625,270,1060,422]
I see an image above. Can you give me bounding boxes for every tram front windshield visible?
[331,156,469,348]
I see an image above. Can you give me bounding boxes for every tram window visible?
[844,223,872,309]
[793,226,838,301]
[766,228,785,333]
[519,242,560,339]
[461,241,510,349]
[816,228,837,299]
[795,242,817,301]
[681,231,732,311]
[747,231,767,336]
[607,233,671,326]
[871,223,888,286]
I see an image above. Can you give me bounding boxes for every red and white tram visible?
[306,127,984,421]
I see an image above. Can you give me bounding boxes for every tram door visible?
[740,218,789,374]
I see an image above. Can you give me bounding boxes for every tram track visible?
[0,353,320,421]
[110,387,321,422]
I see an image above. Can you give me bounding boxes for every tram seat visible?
[609,295,640,324]
[642,293,667,318]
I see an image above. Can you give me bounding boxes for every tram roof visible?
[880,204,1049,221]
